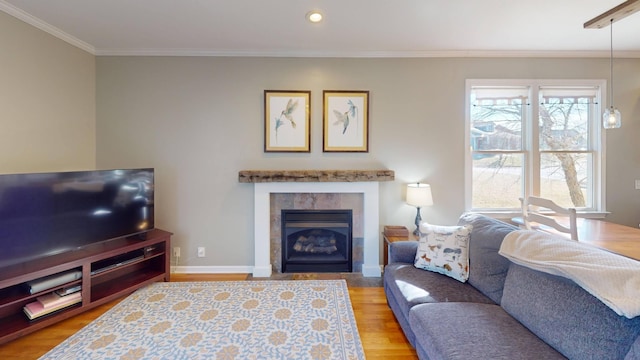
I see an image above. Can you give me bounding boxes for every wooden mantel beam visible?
[238,169,394,183]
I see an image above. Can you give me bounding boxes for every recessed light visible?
[306,10,323,23]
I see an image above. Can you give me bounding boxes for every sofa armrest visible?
[388,241,418,264]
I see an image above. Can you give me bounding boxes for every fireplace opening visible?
[281,209,352,273]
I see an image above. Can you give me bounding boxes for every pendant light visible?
[584,1,640,129]
[602,18,621,129]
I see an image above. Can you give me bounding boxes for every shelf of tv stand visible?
[91,256,167,303]
[0,278,83,309]
[0,229,172,345]
[0,302,84,339]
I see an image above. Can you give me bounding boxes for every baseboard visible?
[171,265,253,274]
[170,265,384,276]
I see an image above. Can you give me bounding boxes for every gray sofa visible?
[383,213,640,360]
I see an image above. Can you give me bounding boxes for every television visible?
[0,168,154,269]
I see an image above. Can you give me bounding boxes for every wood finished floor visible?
[0,273,417,360]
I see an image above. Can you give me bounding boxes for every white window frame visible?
[464,79,608,217]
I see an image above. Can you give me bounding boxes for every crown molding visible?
[0,0,95,54]
[95,48,640,58]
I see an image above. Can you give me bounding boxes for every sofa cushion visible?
[414,223,472,282]
[383,263,494,323]
[457,212,517,304]
[501,263,640,360]
[409,302,565,360]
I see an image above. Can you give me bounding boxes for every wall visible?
[0,12,95,174]
[96,56,640,269]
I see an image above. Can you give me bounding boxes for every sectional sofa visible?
[383,213,640,359]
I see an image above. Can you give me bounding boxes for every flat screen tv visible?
[0,168,154,269]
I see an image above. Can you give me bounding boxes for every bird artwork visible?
[281,98,298,129]
[332,110,349,134]
[274,98,299,142]
[274,116,284,142]
[332,99,358,135]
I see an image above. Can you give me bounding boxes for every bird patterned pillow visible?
[414,223,472,282]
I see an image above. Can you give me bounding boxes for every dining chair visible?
[518,196,578,240]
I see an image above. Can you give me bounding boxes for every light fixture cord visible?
[609,18,614,109]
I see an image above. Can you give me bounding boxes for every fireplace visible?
[281,210,352,273]
[239,169,394,278]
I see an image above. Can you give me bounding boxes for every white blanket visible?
[499,230,640,319]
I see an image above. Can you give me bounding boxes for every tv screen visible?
[0,168,154,268]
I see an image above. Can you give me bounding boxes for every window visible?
[465,80,605,213]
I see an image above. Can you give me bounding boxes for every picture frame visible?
[264,90,311,152]
[323,90,369,152]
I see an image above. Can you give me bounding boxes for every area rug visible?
[40,280,365,360]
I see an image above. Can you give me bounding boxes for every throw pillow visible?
[414,223,472,282]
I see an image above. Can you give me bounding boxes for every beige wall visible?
[96,56,640,268]
[0,12,96,174]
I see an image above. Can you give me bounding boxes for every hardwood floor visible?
[0,273,417,359]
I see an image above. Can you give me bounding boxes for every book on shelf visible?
[36,289,82,309]
[23,292,82,320]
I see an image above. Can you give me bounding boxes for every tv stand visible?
[129,232,148,241]
[0,229,171,345]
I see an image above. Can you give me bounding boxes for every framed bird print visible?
[323,90,369,152]
[264,90,311,152]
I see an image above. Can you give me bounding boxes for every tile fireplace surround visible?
[239,170,394,278]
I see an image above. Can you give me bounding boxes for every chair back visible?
[519,196,578,240]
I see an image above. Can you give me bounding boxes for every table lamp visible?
[406,183,433,236]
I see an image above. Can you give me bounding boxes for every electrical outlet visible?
[197,247,205,257]
[173,247,180,258]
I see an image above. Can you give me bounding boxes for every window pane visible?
[467,81,602,213]
[472,154,523,208]
[471,88,525,151]
[539,153,591,208]
[539,88,595,151]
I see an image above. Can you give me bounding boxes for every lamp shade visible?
[406,183,433,207]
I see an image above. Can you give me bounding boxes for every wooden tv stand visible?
[0,229,171,345]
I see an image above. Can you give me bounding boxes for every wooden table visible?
[517,217,640,261]
[569,219,640,261]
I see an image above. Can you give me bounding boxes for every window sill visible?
[471,210,609,221]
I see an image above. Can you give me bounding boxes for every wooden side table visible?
[383,232,418,265]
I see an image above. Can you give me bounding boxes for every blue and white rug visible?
[41,280,365,360]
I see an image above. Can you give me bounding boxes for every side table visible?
[383,232,418,265]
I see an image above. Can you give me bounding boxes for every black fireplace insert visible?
[281,209,352,273]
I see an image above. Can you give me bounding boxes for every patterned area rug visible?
[41,280,365,360]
